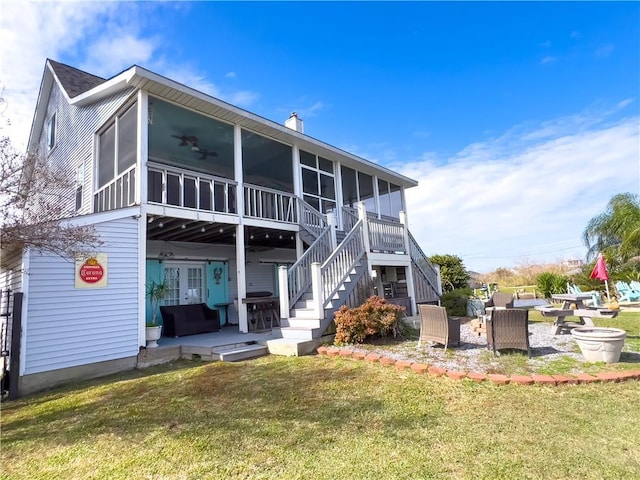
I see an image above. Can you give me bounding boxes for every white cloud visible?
[400,113,640,273]
[595,44,615,59]
[225,71,237,79]
[0,2,116,147]
[540,56,557,65]
[227,90,260,107]
[0,2,260,147]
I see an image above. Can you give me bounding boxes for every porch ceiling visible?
[146,217,296,249]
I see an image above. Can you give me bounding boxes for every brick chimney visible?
[285,112,304,133]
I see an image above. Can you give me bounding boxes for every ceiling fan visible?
[171,135,218,160]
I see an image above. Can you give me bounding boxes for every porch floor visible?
[157,326,280,349]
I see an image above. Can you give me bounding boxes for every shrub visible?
[536,272,568,299]
[440,288,471,316]
[333,296,406,345]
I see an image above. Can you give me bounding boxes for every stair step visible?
[289,308,320,319]
[282,318,322,329]
[212,344,268,362]
[273,327,319,340]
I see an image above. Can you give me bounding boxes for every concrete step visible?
[273,326,320,340]
[266,335,335,356]
[281,317,322,329]
[289,308,320,319]
[212,343,269,362]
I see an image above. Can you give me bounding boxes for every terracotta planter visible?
[571,327,626,363]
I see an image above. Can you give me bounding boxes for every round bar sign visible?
[80,258,104,283]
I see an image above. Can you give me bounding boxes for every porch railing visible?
[287,226,333,308]
[299,200,327,238]
[367,217,406,253]
[408,230,441,300]
[321,220,366,308]
[341,206,359,232]
[244,183,297,224]
[94,166,137,213]
[147,163,237,214]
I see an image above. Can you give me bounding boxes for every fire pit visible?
[570,327,627,363]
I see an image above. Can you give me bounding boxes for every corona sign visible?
[75,253,108,288]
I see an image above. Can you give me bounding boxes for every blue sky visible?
[1,1,639,273]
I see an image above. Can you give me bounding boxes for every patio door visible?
[163,262,206,305]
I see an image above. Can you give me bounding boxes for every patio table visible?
[242,296,280,332]
[536,294,618,334]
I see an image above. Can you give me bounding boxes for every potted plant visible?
[146,280,168,348]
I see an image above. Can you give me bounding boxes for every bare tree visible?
[1,98,101,259]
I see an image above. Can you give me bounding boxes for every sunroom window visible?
[341,166,376,213]
[95,103,137,212]
[97,103,137,188]
[300,150,335,213]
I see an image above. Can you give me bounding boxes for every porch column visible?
[234,125,248,332]
[235,224,248,333]
[400,211,416,316]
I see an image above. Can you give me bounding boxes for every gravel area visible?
[339,318,634,374]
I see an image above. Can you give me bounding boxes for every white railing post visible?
[357,202,371,254]
[278,265,290,320]
[399,211,410,255]
[326,210,337,250]
[311,262,323,319]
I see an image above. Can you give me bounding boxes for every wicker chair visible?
[483,292,515,310]
[418,305,460,352]
[486,308,531,358]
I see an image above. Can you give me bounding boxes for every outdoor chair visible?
[615,281,640,302]
[483,292,515,311]
[486,308,531,358]
[418,304,460,352]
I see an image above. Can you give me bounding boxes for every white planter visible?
[145,325,162,348]
[571,327,626,363]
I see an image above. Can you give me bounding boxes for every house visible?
[0,59,441,395]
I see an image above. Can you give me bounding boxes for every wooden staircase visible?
[275,201,441,345]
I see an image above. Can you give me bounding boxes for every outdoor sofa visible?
[160,303,221,337]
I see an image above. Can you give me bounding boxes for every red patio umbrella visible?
[590,253,611,301]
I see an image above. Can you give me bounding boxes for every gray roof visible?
[48,59,106,98]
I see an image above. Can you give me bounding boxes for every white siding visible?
[1,248,24,366]
[0,248,24,294]
[38,81,135,215]
[23,217,139,374]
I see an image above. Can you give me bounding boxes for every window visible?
[300,150,336,213]
[75,164,84,211]
[46,113,57,151]
[148,98,235,179]
[242,130,293,192]
[377,179,403,218]
[97,103,137,189]
[340,166,376,213]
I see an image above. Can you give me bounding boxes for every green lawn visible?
[2,353,640,479]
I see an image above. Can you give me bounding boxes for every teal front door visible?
[206,261,229,325]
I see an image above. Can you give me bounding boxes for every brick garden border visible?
[316,346,640,386]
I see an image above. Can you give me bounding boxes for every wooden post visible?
[311,262,323,319]
[326,210,337,249]
[278,266,290,320]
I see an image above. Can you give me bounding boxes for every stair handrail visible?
[408,230,441,295]
[298,198,328,239]
[320,219,366,308]
[341,206,359,232]
[287,225,333,308]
